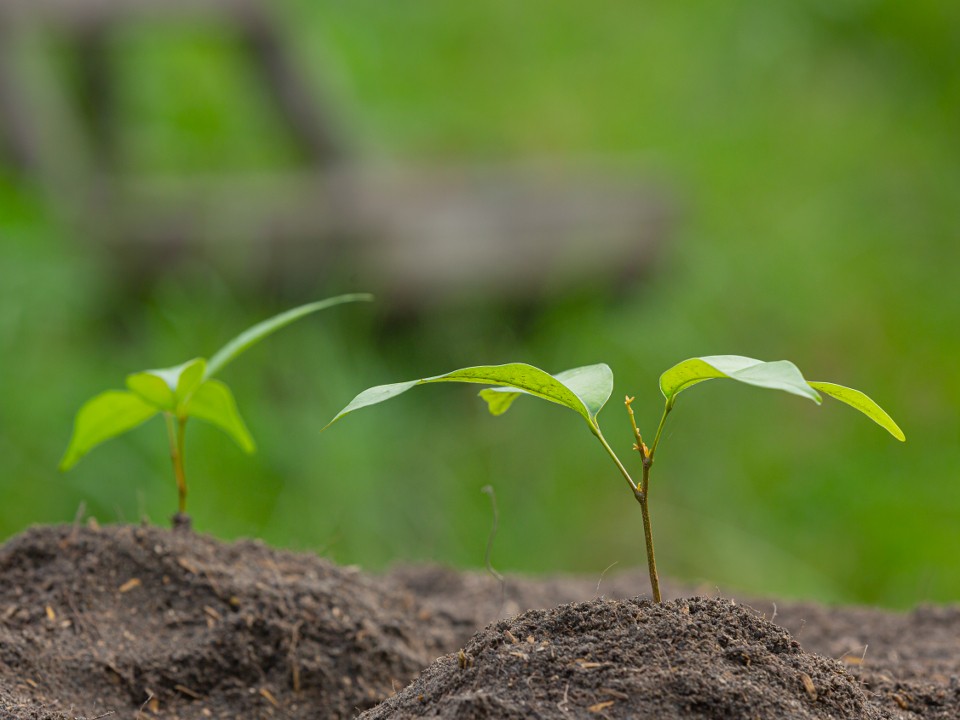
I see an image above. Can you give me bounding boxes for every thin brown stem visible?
[165,414,188,516]
[625,396,669,603]
[637,459,661,603]
[625,396,643,447]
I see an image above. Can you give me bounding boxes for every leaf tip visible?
[320,415,342,433]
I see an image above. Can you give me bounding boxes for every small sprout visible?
[325,354,903,602]
[61,294,372,526]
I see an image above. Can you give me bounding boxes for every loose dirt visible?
[0,524,956,719]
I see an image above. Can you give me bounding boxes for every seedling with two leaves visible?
[61,294,372,527]
[324,355,904,602]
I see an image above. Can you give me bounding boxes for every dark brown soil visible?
[361,596,887,720]
[0,524,446,719]
[0,524,957,719]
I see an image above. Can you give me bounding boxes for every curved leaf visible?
[126,371,175,411]
[60,390,158,470]
[809,381,905,441]
[479,364,613,422]
[174,358,207,411]
[552,364,614,419]
[185,379,256,452]
[659,355,822,407]
[206,293,373,379]
[125,357,206,413]
[478,387,522,416]
[325,363,612,431]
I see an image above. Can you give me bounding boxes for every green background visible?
[1,0,957,608]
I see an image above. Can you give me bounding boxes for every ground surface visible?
[0,524,956,719]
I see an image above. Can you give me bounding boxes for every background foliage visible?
[1,0,957,607]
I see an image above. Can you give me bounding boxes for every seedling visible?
[61,294,372,527]
[324,355,904,602]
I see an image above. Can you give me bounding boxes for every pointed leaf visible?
[553,364,615,419]
[174,358,207,411]
[479,364,614,421]
[206,293,373,379]
[126,371,175,411]
[60,390,159,470]
[184,379,256,453]
[809,381,905,441]
[326,363,612,431]
[660,355,822,407]
[478,388,521,416]
[126,357,206,413]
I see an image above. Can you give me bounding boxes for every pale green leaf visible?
[659,355,822,407]
[126,372,175,411]
[184,379,256,452]
[326,363,612,430]
[479,364,613,421]
[126,357,206,413]
[478,388,521,416]
[174,358,207,410]
[809,381,905,441]
[206,293,373,379]
[552,365,615,419]
[60,390,158,470]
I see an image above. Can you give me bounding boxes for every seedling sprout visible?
[325,356,904,602]
[61,294,372,526]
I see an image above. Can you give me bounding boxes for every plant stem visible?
[648,400,672,460]
[593,419,663,603]
[621,397,673,604]
[165,414,189,515]
[594,397,675,604]
[637,400,672,603]
[637,458,661,603]
[591,425,639,495]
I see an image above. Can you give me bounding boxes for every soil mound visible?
[360,596,891,720]
[0,524,448,719]
[1,524,958,719]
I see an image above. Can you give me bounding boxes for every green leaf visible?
[60,390,159,470]
[184,379,256,452]
[174,358,207,410]
[478,388,521,416]
[126,357,206,414]
[126,371,175,411]
[659,355,822,407]
[809,381,905,441]
[479,364,614,422]
[205,293,373,379]
[325,363,613,431]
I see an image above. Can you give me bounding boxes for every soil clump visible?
[0,524,447,719]
[362,596,889,719]
[0,524,957,719]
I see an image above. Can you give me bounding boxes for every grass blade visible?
[206,294,373,379]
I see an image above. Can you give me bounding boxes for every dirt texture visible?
[362,596,887,719]
[0,524,446,719]
[0,523,957,719]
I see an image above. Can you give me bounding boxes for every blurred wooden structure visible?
[0,0,672,307]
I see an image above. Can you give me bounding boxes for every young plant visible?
[61,293,372,527]
[324,355,904,602]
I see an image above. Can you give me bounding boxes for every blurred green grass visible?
[1,0,958,608]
